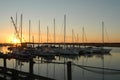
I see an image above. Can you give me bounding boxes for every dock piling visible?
[3,57,6,68]
[29,58,34,74]
[67,61,72,80]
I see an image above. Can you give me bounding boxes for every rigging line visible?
[19,61,23,72]
[102,55,104,80]
[85,56,88,66]
[77,33,79,43]
[73,31,77,42]
[105,27,110,42]
[46,62,48,77]
[59,23,64,42]
[35,59,120,75]
[74,33,78,42]
[82,56,85,80]
[72,29,74,43]
[75,64,120,75]
[107,55,112,68]
[53,60,55,79]
[49,32,52,42]
[64,57,66,80]
[73,63,120,72]
[84,29,87,43]
[13,59,15,69]
[37,57,40,75]
[15,60,18,70]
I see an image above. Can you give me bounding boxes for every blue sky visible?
[0,0,120,43]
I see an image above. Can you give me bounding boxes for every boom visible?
[11,17,20,41]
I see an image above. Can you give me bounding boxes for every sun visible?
[8,34,26,44]
[8,34,21,44]
[12,38,20,44]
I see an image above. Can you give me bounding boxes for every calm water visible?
[0,46,120,80]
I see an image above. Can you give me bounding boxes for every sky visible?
[0,0,120,43]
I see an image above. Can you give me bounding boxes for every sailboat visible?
[79,27,94,54]
[59,15,78,55]
[92,21,111,53]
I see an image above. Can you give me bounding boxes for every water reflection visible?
[0,46,10,54]
[1,46,120,80]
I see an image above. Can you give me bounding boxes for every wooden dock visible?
[0,54,55,80]
[0,66,55,80]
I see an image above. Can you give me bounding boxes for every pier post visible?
[3,57,7,79]
[12,70,18,80]
[28,58,34,80]
[67,61,72,80]
[29,58,34,74]
[3,57,6,68]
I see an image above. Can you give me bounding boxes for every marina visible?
[0,0,120,80]
[0,46,120,80]
[0,13,119,79]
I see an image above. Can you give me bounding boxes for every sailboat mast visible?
[54,18,55,44]
[15,13,18,42]
[21,14,22,43]
[39,20,40,43]
[29,20,31,43]
[16,13,17,28]
[102,21,104,44]
[77,33,78,43]
[102,21,105,78]
[82,27,84,44]
[72,29,74,43]
[47,26,49,43]
[64,15,66,48]
[102,22,105,78]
